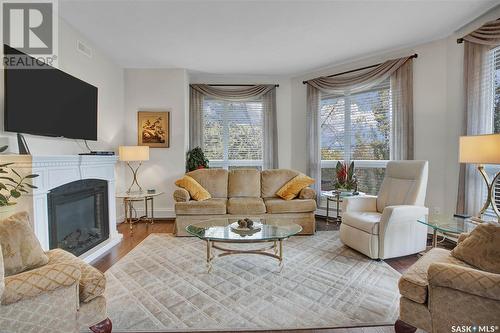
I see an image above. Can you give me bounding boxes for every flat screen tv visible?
[4,44,98,140]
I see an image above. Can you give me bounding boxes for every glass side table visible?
[116,191,164,233]
[323,190,364,224]
[417,215,478,248]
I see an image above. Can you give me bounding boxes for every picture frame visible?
[137,111,170,148]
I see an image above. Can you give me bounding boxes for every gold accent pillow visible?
[451,223,500,274]
[175,175,211,201]
[0,211,49,276]
[276,174,315,200]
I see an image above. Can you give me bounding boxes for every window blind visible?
[202,98,264,169]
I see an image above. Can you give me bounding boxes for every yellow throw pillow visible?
[175,175,211,201]
[451,223,500,274]
[276,174,315,200]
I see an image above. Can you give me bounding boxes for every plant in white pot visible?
[0,145,39,218]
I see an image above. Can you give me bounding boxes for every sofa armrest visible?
[380,205,428,227]
[299,187,316,200]
[428,262,500,301]
[457,232,470,245]
[1,262,81,305]
[173,188,190,202]
[342,195,377,212]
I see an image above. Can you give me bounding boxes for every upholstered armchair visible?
[0,238,111,333]
[396,233,500,333]
[340,160,429,259]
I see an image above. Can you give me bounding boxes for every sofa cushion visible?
[276,174,315,200]
[264,198,316,213]
[46,249,106,303]
[398,247,471,304]
[0,212,49,276]
[342,212,382,235]
[187,169,228,198]
[175,175,211,201]
[451,223,500,274]
[228,169,261,197]
[227,197,266,215]
[175,198,227,215]
[261,169,299,198]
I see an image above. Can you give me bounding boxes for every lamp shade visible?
[459,134,500,164]
[119,146,150,162]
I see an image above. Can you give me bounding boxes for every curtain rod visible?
[190,84,279,87]
[302,53,418,85]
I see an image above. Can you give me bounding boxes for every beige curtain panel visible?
[462,18,500,46]
[190,84,275,101]
[456,39,497,215]
[306,56,412,95]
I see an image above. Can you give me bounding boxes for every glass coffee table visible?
[417,215,478,248]
[186,218,302,272]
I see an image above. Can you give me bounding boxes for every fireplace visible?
[48,179,110,257]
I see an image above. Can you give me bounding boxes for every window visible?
[320,79,391,204]
[202,98,264,169]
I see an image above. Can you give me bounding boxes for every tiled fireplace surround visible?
[2,155,122,263]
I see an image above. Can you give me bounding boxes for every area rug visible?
[105,231,401,332]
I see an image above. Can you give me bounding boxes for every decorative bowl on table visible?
[230,218,262,235]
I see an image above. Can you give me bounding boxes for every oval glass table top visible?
[186,218,302,242]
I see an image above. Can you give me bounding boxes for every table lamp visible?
[459,134,500,220]
[119,146,150,194]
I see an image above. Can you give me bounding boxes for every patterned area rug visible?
[105,231,401,332]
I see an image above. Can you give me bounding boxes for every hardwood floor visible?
[91,217,441,333]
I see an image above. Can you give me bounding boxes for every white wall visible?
[0,19,125,155]
[189,74,293,168]
[0,18,126,219]
[123,69,189,218]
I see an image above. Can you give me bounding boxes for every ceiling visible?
[59,0,498,76]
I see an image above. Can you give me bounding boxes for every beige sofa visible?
[396,241,500,333]
[173,168,317,236]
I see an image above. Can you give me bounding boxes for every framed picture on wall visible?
[137,111,170,148]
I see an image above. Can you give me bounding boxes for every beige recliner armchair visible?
[340,160,429,259]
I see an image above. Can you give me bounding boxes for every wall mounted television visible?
[4,44,98,140]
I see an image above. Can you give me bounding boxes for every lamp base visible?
[126,162,143,194]
[476,165,500,222]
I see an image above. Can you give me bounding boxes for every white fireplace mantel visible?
[2,154,123,263]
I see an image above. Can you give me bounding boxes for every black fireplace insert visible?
[48,179,109,256]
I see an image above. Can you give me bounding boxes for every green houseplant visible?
[186,147,209,172]
[0,145,39,209]
[333,161,357,192]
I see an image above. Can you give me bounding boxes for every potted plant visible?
[186,147,209,172]
[0,145,39,218]
[333,161,357,193]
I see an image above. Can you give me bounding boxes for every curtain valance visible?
[190,84,275,101]
[306,56,412,95]
[463,18,500,46]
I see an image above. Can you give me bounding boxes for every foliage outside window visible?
[202,98,263,170]
[320,79,391,204]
